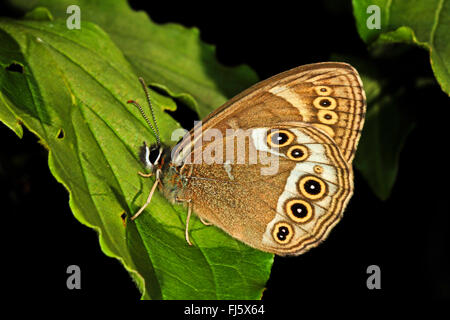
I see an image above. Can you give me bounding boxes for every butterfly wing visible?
[173,62,366,165]
[179,123,352,255]
[169,62,365,255]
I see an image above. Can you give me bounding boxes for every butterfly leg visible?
[131,175,160,221]
[174,196,194,245]
[138,171,153,178]
[185,201,193,246]
[199,216,212,226]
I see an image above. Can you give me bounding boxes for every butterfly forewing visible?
[173,62,366,165]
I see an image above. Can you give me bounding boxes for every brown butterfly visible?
[127,62,366,256]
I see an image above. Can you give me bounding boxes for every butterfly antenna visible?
[127,77,161,145]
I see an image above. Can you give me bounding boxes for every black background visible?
[1,0,449,306]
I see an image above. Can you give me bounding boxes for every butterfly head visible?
[140,142,164,171]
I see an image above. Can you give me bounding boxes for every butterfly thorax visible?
[159,154,188,203]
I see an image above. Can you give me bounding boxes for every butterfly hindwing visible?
[177,123,352,255]
[254,124,353,255]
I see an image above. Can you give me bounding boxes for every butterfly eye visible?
[140,143,162,169]
[287,145,309,161]
[267,129,294,148]
[298,175,327,200]
[272,222,294,244]
[286,199,313,223]
[149,146,162,164]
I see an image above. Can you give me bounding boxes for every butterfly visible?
[127,62,366,255]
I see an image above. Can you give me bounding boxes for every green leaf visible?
[352,0,450,95]
[0,2,272,300]
[23,0,259,118]
[0,88,23,138]
[354,92,415,200]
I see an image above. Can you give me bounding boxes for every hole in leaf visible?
[149,85,199,131]
[120,212,127,227]
[5,63,24,73]
[57,128,65,139]
[165,100,199,131]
